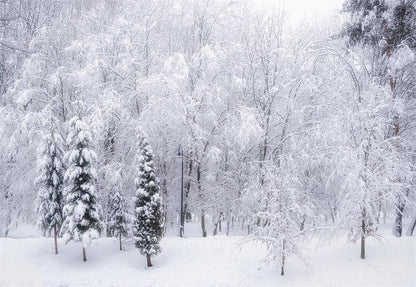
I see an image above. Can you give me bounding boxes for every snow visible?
[0,224,414,287]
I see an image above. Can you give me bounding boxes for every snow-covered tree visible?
[343,0,416,238]
[60,116,102,262]
[343,0,415,51]
[106,169,131,251]
[132,128,163,267]
[249,157,309,276]
[35,118,65,254]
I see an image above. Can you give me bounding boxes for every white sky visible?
[252,0,345,26]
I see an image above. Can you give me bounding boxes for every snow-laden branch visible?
[0,40,31,53]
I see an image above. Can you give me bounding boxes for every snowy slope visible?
[0,226,415,287]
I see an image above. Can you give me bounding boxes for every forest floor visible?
[0,222,415,287]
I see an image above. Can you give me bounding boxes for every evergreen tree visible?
[35,118,65,254]
[60,116,102,262]
[107,172,130,251]
[343,0,416,52]
[132,128,163,267]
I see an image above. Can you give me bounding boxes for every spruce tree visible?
[60,116,102,262]
[35,119,65,254]
[132,128,163,267]
[107,182,130,251]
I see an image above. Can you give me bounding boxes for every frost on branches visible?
[132,127,163,267]
[250,161,307,276]
[342,0,416,239]
[60,116,102,261]
[35,119,65,254]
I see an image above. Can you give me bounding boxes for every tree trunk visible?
[184,159,193,223]
[393,200,405,237]
[213,213,222,236]
[146,254,152,267]
[213,222,218,236]
[82,247,87,262]
[201,210,207,237]
[407,217,416,236]
[300,215,306,232]
[218,212,222,232]
[281,240,285,276]
[393,189,409,237]
[54,225,58,255]
[119,233,122,251]
[361,218,365,259]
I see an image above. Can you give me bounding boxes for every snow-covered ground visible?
[0,223,415,287]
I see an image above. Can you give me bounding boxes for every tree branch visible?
[0,40,30,53]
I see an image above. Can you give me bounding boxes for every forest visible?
[0,0,415,286]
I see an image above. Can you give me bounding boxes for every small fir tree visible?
[35,119,65,254]
[60,116,102,262]
[107,174,130,251]
[132,128,163,267]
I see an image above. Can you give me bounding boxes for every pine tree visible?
[35,119,65,254]
[60,116,102,262]
[132,128,163,267]
[107,175,130,251]
[343,0,416,52]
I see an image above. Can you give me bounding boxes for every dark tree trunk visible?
[119,233,122,251]
[407,217,416,236]
[213,222,218,236]
[300,215,306,232]
[361,218,365,259]
[54,225,58,254]
[197,163,206,238]
[394,200,405,237]
[146,254,152,267]
[82,247,87,262]
[213,213,222,236]
[281,240,286,276]
[201,210,207,237]
[394,189,409,237]
[184,158,193,223]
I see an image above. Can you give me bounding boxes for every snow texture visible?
[0,223,414,287]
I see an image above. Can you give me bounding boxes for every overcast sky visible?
[253,0,345,27]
